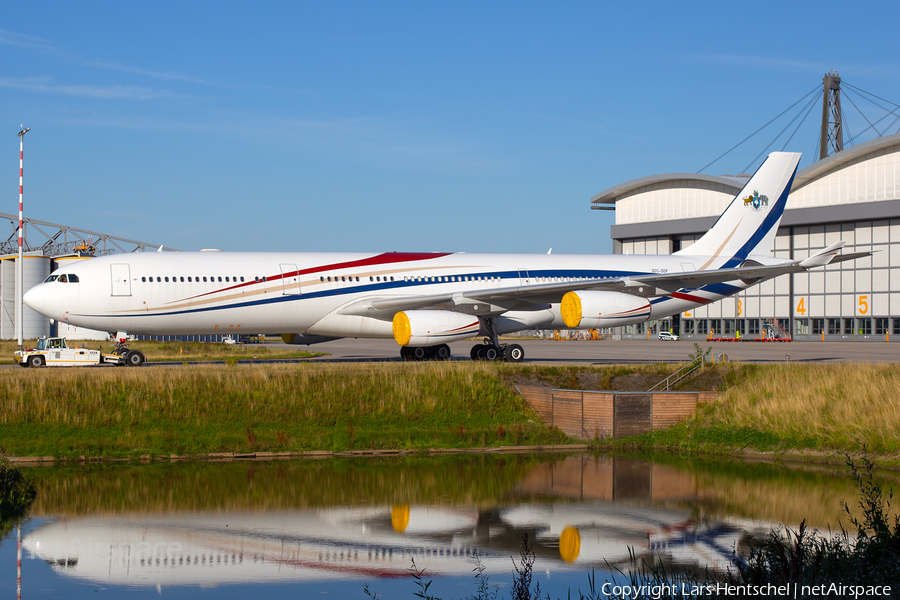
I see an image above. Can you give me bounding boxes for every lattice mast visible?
[819,71,843,160]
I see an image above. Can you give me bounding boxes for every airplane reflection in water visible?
[23,457,779,589]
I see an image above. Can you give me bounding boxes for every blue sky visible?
[2,1,899,254]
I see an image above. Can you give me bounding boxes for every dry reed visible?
[689,363,900,452]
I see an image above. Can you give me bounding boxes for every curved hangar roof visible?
[593,132,900,235]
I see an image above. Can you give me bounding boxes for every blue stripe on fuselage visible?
[73,269,647,319]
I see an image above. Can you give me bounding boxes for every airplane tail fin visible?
[675,152,801,269]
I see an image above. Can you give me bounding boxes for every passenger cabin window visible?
[142,277,146,282]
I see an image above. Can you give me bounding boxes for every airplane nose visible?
[23,284,49,315]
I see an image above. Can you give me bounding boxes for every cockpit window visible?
[44,275,58,283]
[58,274,68,283]
[68,274,79,283]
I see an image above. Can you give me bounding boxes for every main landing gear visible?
[397,318,527,363]
[400,344,451,361]
[468,317,524,363]
[469,341,524,362]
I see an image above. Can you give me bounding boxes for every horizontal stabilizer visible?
[822,250,873,265]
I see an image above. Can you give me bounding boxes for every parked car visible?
[657,331,679,341]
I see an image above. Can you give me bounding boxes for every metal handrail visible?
[648,358,703,392]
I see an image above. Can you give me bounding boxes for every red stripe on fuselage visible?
[671,291,713,305]
[178,252,453,302]
[448,321,480,333]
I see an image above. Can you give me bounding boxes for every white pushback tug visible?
[14,336,145,368]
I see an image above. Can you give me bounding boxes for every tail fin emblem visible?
[742,190,768,210]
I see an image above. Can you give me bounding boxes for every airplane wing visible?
[337,243,870,320]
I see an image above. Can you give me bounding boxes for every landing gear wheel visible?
[505,344,524,363]
[400,347,412,361]
[434,344,451,361]
[125,350,145,367]
[28,355,44,368]
[470,344,485,361]
[412,346,428,361]
[484,345,500,361]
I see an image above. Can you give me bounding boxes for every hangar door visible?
[110,264,131,296]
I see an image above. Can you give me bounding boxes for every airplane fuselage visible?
[24,153,825,360]
[25,250,744,338]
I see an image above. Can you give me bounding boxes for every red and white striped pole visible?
[17,525,22,600]
[16,126,29,349]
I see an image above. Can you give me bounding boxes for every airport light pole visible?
[16,126,30,349]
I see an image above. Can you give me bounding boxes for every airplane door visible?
[280,264,301,295]
[517,269,531,285]
[110,264,131,296]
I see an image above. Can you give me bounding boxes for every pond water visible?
[2,453,894,599]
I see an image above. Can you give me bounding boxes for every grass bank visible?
[628,363,900,456]
[0,338,326,364]
[3,359,897,459]
[0,362,581,458]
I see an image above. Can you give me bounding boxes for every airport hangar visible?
[591,132,900,342]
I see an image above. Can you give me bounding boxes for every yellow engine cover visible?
[560,291,583,328]
[392,311,412,346]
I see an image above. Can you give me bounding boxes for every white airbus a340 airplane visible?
[24,152,865,363]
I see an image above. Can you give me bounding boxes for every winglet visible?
[799,241,846,268]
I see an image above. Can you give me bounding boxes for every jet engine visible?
[560,291,651,328]
[392,310,481,347]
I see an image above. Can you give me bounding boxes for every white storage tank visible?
[0,258,15,339]
[22,253,51,340]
